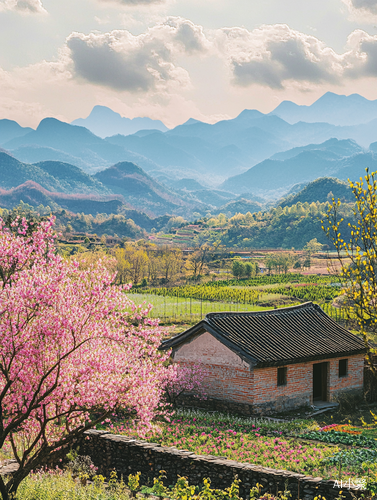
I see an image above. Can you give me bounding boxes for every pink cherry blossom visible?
[0,217,171,500]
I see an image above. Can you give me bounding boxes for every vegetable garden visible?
[100,410,377,488]
[128,274,345,323]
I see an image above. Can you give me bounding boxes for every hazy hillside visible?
[221,151,339,196]
[167,178,206,191]
[72,106,168,138]
[94,161,203,216]
[213,198,263,217]
[11,145,91,170]
[106,133,205,174]
[0,152,66,192]
[0,150,209,218]
[190,189,236,207]
[0,152,111,195]
[35,161,110,195]
[0,119,33,146]
[279,178,353,208]
[271,92,377,126]
[0,181,124,214]
[221,139,377,196]
[4,96,377,187]
[3,118,140,174]
[270,138,363,161]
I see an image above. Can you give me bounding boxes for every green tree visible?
[232,259,245,279]
[322,168,377,373]
[244,262,253,278]
[303,238,323,268]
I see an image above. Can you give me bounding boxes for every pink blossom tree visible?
[0,217,170,500]
[164,363,207,407]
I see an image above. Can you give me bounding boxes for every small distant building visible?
[161,302,366,413]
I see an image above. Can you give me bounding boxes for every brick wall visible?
[173,333,365,412]
[329,355,364,398]
[173,332,255,404]
[252,364,311,412]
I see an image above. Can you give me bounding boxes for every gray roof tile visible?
[161,302,367,367]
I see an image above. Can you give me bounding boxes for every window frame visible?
[338,359,348,378]
[277,366,287,386]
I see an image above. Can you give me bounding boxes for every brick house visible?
[161,302,367,413]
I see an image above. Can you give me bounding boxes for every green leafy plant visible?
[173,476,196,500]
[128,471,141,495]
[224,476,241,500]
[93,474,106,487]
[152,470,170,497]
[250,483,263,500]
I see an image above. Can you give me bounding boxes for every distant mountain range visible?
[71,106,168,138]
[0,119,33,144]
[270,92,377,126]
[1,93,377,187]
[94,161,196,216]
[221,138,377,197]
[0,152,110,194]
[0,181,125,214]
[0,151,208,217]
[1,92,377,221]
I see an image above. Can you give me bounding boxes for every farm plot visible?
[129,273,345,324]
[129,292,268,322]
[101,410,374,482]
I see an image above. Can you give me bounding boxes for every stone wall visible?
[76,430,365,500]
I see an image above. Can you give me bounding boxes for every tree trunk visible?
[0,475,10,500]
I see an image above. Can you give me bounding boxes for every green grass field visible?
[129,292,272,323]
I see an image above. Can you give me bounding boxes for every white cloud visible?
[66,17,209,92]
[342,0,377,23]
[97,0,167,5]
[215,24,377,90]
[0,0,47,14]
[344,30,377,78]
[2,18,377,129]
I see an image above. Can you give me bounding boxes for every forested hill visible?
[279,178,353,208]
[186,200,354,249]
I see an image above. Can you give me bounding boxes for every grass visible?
[129,293,270,322]
[362,427,377,439]
[14,470,130,500]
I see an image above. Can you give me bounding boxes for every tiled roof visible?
[161,302,367,367]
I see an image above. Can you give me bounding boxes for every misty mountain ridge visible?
[2,118,163,174]
[0,181,125,215]
[0,151,206,217]
[279,177,353,208]
[221,138,377,197]
[2,92,377,184]
[271,92,377,126]
[71,105,168,139]
[94,161,205,217]
[1,92,377,203]
[0,119,33,146]
[270,138,364,161]
[0,152,110,195]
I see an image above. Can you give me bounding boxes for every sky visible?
[1,0,377,128]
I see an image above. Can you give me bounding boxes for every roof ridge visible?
[205,301,314,319]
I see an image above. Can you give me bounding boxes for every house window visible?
[277,367,287,386]
[339,359,348,378]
